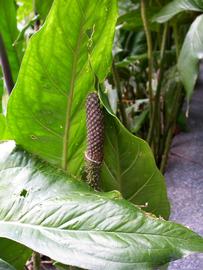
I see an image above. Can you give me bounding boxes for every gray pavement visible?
[165,65,203,270]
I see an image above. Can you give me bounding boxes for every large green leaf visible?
[101,113,170,219]
[154,0,203,23]
[178,14,203,100]
[0,259,16,270]
[0,0,21,82]
[7,0,117,174]
[100,91,170,219]
[7,0,169,219]
[0,141,203,270]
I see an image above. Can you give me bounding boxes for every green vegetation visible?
[0,0,203,269]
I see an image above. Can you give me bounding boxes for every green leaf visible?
[0,141,203,270]
[0,114,6,139]
[35,0,54,20]
[0,0,21,82]
[130,109,149,134]
[0,239,31,270]
[7,0,117,174]
[99,92,170,219]
[17,0,53,23]
[118,7,159,31]
[0,71,3,113]
[0,258,16,270]
[17,0,33,23]
[178,14,203,100]
[153,0,203,23]
[0,114,13,141]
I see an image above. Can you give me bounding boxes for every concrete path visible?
[165,65,203,270]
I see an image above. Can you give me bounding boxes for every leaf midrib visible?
[0,220,201,244]
[62,20,85,171]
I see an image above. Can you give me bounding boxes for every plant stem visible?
[173,23,180,58]
[112,61,128,128]
[32,251,41,270]
[160,128,172,173]
[147,24,168,149]
[160,23,182,171]
[0,33,14,94]
[141,0,154,120]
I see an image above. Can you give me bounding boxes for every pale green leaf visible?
[178,14,203,100]
[7,0,117,175]
[0,141,202,270]
[153,0,203,23]
[17,0,33,22]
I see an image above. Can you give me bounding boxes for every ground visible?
[165,65,203,270]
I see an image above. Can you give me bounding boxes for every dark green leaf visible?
[0,141,203,270]
[100,91,170,219]
[100,108,170,219]
[7,0,117,175]
[154,0,203,23]
[178,14,203,100]
[36,0,54,20]
[118,7,159,31]
[0,239,31,270]
[130,109,149,134]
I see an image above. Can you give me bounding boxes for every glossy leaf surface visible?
[0,142,203,270]
[100,93,170,219]
[178,14,203,100]
[7,0,117,174]
[6,0,170,219]
[154,0,203,23]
